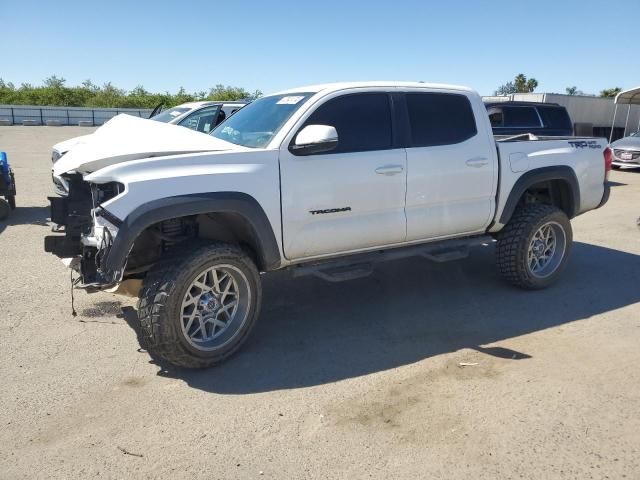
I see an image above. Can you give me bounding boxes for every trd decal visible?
[568,140,601,149]
[309,207,352,215]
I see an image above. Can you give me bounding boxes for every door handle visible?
[466,157,489,168]
[375,165,404,175]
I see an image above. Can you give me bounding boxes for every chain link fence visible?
[0,105,154,126]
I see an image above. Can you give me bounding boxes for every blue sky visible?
[1,0,638,96]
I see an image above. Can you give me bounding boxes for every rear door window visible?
[406,93,477,147]
[503,107,541,128]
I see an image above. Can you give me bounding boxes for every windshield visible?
[211,93,314,148]
[150,107,190,123]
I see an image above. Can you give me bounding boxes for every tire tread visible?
[137,240,260,368]
[496,204,571,289]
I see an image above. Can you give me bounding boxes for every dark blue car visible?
[0,151,16,219]
[485,102,574,137]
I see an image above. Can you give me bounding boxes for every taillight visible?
[603,146,613,179]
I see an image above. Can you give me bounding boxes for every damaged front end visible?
[44,174,124,290]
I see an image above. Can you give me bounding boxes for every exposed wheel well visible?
[123,212,268,278]
[196,212,264,268]
[517,179,575,217]
[499,167,580,227]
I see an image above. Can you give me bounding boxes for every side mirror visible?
[290,125,338,156]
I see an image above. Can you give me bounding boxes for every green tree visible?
[565,86,584,96]
[514,74,538,93]
[207,84,262,101]
[0,76,261,108]
[43,75,66,88]
[495,74,538,95]
[495,82,517,96]
[172,87,196,105]
[600,87,622,98]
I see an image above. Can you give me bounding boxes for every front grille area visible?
[614,149,640,160]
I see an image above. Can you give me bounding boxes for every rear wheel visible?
[138,241,262,368]
[496,204,572,289]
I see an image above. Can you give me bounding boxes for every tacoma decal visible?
[309,207,352,215]
[568,140,601,149]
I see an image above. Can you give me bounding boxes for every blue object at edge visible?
[0,151,10,183]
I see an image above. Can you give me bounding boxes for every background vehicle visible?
[45,82,611,368]
[485,101,573,136]
[0,151,16,220]
[147,100,248,133]
[50,101,248,195]
[611,132,640,169]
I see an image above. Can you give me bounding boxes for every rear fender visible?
[498,166,580,225]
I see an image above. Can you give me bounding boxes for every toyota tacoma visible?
[44,82,612,368]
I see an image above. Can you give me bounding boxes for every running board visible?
[291,235,494,282]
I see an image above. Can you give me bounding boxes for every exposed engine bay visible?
[45,174,197,290]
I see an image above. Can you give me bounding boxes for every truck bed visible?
[495,133,600,142]
[491,135,608,231]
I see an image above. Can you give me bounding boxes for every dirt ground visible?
[1,126,639,479]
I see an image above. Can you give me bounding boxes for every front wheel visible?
[496,204,573,289]
[138,241,262,368]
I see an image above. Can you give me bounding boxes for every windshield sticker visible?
[169,110,182,117]
[277,96,305,105]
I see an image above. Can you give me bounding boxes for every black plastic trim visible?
[596,181,611,209]
[96,207,123,227]
[498,166,580,225]
[292,235,495,280]
[390,92,410,149]
[103,192,281,273]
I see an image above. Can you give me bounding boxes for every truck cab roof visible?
[484,100,562,107]
[273,81,475,96]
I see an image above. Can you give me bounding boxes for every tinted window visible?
[503,107,541,127]
[150,107,190,123]
[179,106,220,133]
[538,106,571,129]
[406,93,477,147]
[301,93,392,153]
[487,107,504,127]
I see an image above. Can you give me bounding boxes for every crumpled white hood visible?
[53,133,94,155]
[53,114,244,176]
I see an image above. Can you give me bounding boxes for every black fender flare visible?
[498,166,580,225]
[102,192,281,273]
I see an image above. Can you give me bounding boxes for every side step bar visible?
[291,235,495,282]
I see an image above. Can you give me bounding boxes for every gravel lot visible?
[1,126,639,479]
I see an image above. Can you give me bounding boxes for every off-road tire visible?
[138,241,262,368]
[496,204,572,289]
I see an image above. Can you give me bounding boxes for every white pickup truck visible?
[45,82,612,368]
